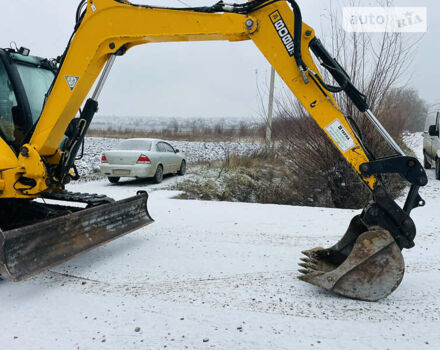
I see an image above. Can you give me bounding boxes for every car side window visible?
[164,143,175,153]
[156,143,166,152]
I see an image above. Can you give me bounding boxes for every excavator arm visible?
[26,0,378,189]
[0,0,427,300]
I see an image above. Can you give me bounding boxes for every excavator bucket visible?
[298,215,405,301]
[0,192,153,281]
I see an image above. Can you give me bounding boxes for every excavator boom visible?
[0,0,427,300]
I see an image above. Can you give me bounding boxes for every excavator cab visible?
[0,47,154,281]
[0,48,55,150]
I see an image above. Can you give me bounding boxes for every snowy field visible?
[1,133,440,349]
[76,137,262,177]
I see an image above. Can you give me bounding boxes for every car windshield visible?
[114,139,152,151]
[16,63,55,124]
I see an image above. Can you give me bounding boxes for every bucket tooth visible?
[301,250,312,257]
[298,261,318,270]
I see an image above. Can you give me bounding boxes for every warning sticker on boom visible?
[325,119,355,152]
[65,76,79,91]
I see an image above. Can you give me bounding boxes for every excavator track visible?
[42,191,115,207]
[0,191,153,281]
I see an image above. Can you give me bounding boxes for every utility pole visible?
[266,66,275,147]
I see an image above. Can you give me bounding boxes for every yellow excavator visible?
[0,0,428,301]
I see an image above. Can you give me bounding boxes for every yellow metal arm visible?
[30,0,255,156]
[11,0,377,198]
[249,3,375,188]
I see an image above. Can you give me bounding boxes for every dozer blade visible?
[0,192,153,281]
[298,216,405,302]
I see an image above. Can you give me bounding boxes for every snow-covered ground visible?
[77,137,262,177]
[1,133,440,349]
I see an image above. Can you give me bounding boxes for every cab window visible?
[0,60,19,143]
[16,63,54,124]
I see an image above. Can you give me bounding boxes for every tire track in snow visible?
[38,269,440,323]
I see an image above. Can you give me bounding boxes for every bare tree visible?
[269,0,422,207]
[325,1,417,108]
[168,118,180,133]
[383,88,428,132]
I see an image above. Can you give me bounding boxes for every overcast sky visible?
[0,0,438,118]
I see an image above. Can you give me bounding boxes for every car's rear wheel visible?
[108,176,120,184]
[436,159,440,180]
[178,160,186,176]
[424,152,431,169]
[154,165,164,184]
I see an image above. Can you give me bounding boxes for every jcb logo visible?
[269,11,294,57]
[269,11,281,23]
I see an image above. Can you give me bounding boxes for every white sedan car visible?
[100,138,186,183]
